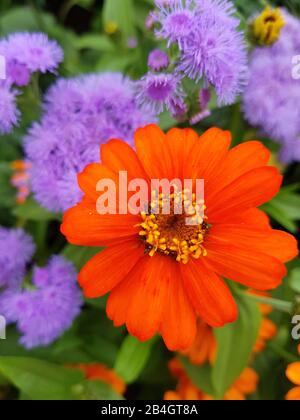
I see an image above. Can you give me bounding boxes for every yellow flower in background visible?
[252,6,285,46]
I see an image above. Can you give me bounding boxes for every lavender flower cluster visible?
[243,10,300,163]
[24,72,156,213]
[0,32,63,134]
[138,0,247,120]
[0,228,82,349]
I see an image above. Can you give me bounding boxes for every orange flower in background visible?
[73,363,126,395]
[182,296,277,366]
[286,345,300,401]
[61,124,298,351]
[164,358,258,401]
[181,320,217,365]
[10,160,31,204]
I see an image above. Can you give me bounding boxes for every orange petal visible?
[206,224,298,263]
[160,260,197,351]
[134,124,175,179]
[100,139,149,181]
[185,128,231,189]
[165,128,199,179]
[207,141,271,197]
[205,241,287,290]
[61,202,139,246]
[286,363,300,386]
[286,387,300,401]
[107,255,174,342]
[224,388,245,400]
[207,167,282,223]
[232,208,271,229]
[78,163,119,202]
[78,239,144,298]
[181,259,238,328]
[233,367,259,395]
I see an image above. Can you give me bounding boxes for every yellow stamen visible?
[137,189,209,264]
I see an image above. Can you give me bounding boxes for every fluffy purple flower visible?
[148,49,169,71]
[0,82,20,134]
[136,72,185,114]
[25,72,157,212]
[243,10,300,162]
[1,32,63,76]
[7,60,31,87]
[0,227,35,290]
[155,0,195,48]
[154,0,247,105]
[0,32,63,134]
[0,256,82,349]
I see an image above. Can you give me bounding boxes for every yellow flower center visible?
[138,189,208,264]
[252,6,285,46]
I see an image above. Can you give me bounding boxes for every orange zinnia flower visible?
[286,345,300,401]
[61,124,298,351]
[164,358,258,401]
[72,363,126,395]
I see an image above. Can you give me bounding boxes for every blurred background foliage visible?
[0,0,299,400]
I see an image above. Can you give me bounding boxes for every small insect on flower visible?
[61,124,298,351]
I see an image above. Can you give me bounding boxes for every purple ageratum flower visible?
[0,227,35,290]
[155,0,195,48]
[2,32,63,76]
[154,0,247,105]
[136,72,185,115]
[0,82,20,134]
[7,60,31,87]
[148,49,169,71]
[0,256,82,349]
[178,7,247,104]
[25,72,157,212]
[242,9,300,163]
[195,0,240,28]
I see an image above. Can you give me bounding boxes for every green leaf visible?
[0,357,84,400]
[180,358,215,396]
[212,295,261,399]
[262,185,300,233]
[63,244,103,271]
[0,6,55,34]
[289,268,300,293]
[12,198,61,222]
[115,336,155,384]
[74,34,115,51]
[103,0,136,40]
[72,380,124,400]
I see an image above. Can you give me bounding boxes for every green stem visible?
[239,291,293,314]
[27,0,46,31]
[268,343,299,363]
[59,0,76,23]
